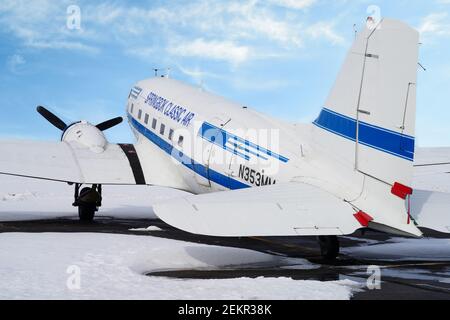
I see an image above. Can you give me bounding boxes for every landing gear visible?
[317,236,340,260]
[78,202,96,221]
[72,184,102,222]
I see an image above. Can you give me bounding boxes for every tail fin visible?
[312,19,421,237]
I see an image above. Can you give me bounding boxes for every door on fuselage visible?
[194,116,231,191]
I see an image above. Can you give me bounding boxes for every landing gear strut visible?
[72,184,102,222]
[317,236,340,260]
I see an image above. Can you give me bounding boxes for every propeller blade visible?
[36,106,68,131]
[96,117,123,131]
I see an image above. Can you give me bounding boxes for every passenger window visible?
[144,113,149,124]
[168,129,174,141]
[178,135,184,147]
[138,109,142,120]
[160,123,165,135]
[152,118,157,129]
[130,104,134,114]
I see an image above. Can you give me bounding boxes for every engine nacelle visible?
[62,121,108,153]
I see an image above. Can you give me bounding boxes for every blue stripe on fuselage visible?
[127,113,250,190]
[313,108,415,161]
[199,122,289,163]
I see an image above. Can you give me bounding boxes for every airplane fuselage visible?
[126,77,306,195]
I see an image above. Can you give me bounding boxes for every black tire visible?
[78,187,97,222]
[78,204,96,222]
[317,236,340,260]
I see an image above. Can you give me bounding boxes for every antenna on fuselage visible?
[153,68,171,78]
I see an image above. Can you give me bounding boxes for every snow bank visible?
[0,233,359,300]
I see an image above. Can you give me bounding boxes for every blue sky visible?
[0,0,449,146]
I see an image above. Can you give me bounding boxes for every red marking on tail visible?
[391,182,413,200]
[354,211,373,227]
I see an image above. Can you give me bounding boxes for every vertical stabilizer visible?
[312,19,421,237]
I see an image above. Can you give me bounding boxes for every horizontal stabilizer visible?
[153,182,362,237]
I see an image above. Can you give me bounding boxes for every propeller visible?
[96,117,123,131]
[36,106,68,131]
[36,106,123,132]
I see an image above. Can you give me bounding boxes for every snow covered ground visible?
[0,175,362,300]
[1,174,450,300]
[0,232,360,300]
[0,175,186,221]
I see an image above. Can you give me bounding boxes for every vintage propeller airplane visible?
[1,18,449,259]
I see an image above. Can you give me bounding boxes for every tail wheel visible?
[317,236,340,260]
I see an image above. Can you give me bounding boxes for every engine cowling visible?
[62,121,108,153]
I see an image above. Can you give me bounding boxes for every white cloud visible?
[27,40,98,53]
[267,0,317,10]
[231,77,290,91]
[169,39,250,65]
[306,21,345,45]
[0,0,98,53]
[7,54,26,73]
[176,65,223,92]
[84,0,339,62]
[87,2,125,25]
[0,0,344,64]
[230,12,303,47]
[125,47,155,60]
[418,13,450,37]
[177,65,222,80]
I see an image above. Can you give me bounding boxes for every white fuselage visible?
[124,77,423,238]
[124,77,367,205]
[125,77,314,195]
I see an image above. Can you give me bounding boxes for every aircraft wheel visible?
[77,187,97,222]
[317,236,339,260]
[78,204,96,222]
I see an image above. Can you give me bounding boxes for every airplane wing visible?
[153,182,362,237]
[414,147,450,193]
[411,148,450,234]
[0,140,145,185]
[411,190,450,234]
